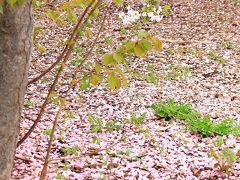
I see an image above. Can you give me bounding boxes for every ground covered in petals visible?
[13,0,240,179]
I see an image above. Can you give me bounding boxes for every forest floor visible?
[13,0,240,179]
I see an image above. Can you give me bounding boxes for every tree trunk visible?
[0,1,32,179]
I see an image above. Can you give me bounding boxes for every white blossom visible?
[118,3,164,25]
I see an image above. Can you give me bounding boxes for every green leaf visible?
[124,41,135,51]
[209,148,219,160]
[46,9,61,21]
[66,9,77,23]
[163,4,171,16]
[134,43,146,57]
[113,53,125,64]
[149,73,158,85]
[56,173,66,180]
[79,76,90,90]
[42,129,52,136]
[108,72,121,90]
[103,54,114,66]
[140,39,152,51]
[152,38,163,51]
[71,58,82,66]
[92,136,101,145]
[115,67,128,87]
[88,115,103,133]
[92,8,99,18]
[222,148,237,163]
[106,120,122,133]
[90,74,98,86]
[95,61,101,74]
[138,30,148,38]
[85,28,91,38]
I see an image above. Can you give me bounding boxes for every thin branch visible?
[15,155,33,163]
[28,0,96,85]
[39,6,106,178]
[58,3,107,96]
[17,0,98,147]
[39,106,62,180]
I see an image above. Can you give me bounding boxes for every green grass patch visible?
[151,98,240,137]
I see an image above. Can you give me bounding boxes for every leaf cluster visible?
[88,114,104,133]
[88,115,122,133]
[106,120,122,133]
[208,51,225,65]
[60,145,79,156]
[126,113,146,128]
[151,98,200,120]
[188,117,240,137]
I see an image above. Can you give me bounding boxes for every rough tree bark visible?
[0,1,32,179]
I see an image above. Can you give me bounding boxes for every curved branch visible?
[17,0,99,147]
[39,106,62,180]
[28,0,96,85]
[39,3,107,179]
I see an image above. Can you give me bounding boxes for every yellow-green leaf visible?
[46,9,60,21]
[116,67,128,87]
[114,0,123,6]
[61,63,66,70]
[107,72,121,90]
[134,43,146,57]
[70,0,84,7]
[36,43,46,54]
[124,40,135,51]
[85,28,91,38]
[33,26,43,41]
[154,39,163,51]
[95,62,101,74]
[138,30,148,38]
[113,53,125,64]
[92,8,99,18]
[140,39,152,51]
[209,148,219,159]
[115,77,121,89]
[152,38,163,51]
[103,54,114,66]
[91,74,98,85]
[108,73,116,90]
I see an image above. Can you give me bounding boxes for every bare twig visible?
[39,7,106,178]
[17,0,98,147]
[39,106,62,180]
[15,155,33,163]
[28,0,96,85]
[37,6,107,178]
